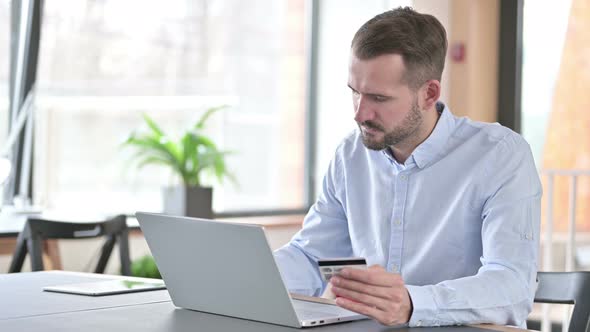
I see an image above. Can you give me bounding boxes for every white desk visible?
[0,271,532,332]
[0,271,169,320]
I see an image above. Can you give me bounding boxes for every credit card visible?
[317,257,367,282]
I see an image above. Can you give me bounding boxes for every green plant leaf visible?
[127,137,180,164]
[135,156,176,170]
[124,135,185,181]
[122,108,236,188]
[142,113,165,137]
[130,255,161,279]
[195,105,228,130]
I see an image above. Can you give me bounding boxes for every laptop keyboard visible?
[296,309,339,320]
[293,300,352,320]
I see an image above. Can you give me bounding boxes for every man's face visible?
[348,53,424,151]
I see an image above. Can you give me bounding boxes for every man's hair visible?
[351,7,448,90]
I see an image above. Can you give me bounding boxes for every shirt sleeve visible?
[406,133,542,327]
[273,151,353,296]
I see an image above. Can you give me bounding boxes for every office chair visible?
[534,271,590,332]
[8,214,131,276]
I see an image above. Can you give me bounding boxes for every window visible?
[521,0,572,166]
[0,1,8,204]
[32,0,307,214]
[0,0,8,147]
[522,0,590,235]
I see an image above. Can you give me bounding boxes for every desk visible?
[0,271,532,332]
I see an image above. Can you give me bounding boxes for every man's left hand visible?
[330,265,413,326]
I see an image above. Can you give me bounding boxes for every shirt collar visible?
[411,102,455,169]
[381,149,416,171]
[380,102,455,169]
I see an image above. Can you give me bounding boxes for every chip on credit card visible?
[317,257,367,282]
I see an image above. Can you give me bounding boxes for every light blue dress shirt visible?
[274,102,542,327]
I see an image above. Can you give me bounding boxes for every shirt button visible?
[416,321,423,327]
[399,175,407,180]
[391,264,399,272]
[394,219,401,225]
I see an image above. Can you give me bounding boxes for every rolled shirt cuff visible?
[406,285,440,327]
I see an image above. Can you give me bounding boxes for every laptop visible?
[136,212,367,328]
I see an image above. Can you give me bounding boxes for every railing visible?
[540,169,590,332]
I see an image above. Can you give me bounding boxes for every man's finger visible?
[339,267,400,286]
[331,285,390,310]
[335,296,383,320]
[330,276,394,300]
[368,264,385,272]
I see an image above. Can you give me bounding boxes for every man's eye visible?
[373,95,388,102]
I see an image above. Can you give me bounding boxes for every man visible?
[274,7,542,328]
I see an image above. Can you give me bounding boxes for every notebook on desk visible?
[43,279,166,296]
[135,212,366,328]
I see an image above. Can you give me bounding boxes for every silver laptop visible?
[136,212,366,328]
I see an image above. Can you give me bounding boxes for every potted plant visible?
[129,254,162,279]
[123,106,234,218]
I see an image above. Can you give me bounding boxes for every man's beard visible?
[359,98,423,151]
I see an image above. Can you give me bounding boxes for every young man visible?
[274,7,541,328]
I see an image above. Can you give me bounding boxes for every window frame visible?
[7,0,319,218]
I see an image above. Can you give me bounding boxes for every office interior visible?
[0,0,588,330]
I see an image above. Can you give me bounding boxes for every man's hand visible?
[330,265,413,326]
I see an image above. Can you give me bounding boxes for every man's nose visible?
[354,96,374,123]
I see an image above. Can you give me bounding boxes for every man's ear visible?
[420,79,441,110]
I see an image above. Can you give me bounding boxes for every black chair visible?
[8,214,131,276]
[534,271,590,332]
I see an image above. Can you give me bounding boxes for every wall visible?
[412,0,451,103]
[448,0,499,122]
[417,0,500,123]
